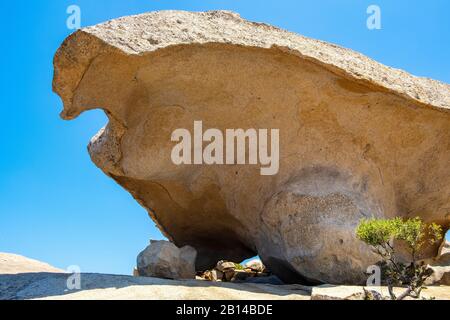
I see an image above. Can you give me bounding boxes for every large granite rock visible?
[53,10,450,284]
[137,240,197,280]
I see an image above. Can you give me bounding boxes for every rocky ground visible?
[1,253,448,300]
[1,272,311,300]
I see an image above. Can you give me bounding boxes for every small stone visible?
[216,260,236,272]
[202,270,213,281]
[224,269,235,282]
[245,259,265,273]
[211,269,224,281]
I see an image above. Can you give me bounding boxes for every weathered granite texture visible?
[53,10,450,284]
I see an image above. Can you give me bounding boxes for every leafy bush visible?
[356,217,443,300]
[234,263,245,270]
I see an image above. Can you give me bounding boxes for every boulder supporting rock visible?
[137,240,197,280]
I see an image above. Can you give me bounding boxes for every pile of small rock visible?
[134,240,284,285]
[198,259,283,285]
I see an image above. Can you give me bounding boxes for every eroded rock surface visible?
[53,10,450,284]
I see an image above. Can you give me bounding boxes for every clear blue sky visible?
[0,1,449,275]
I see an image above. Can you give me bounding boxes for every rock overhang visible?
[52,10,450,284]
[53,10,450,116]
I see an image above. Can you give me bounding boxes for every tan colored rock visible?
[0,253,64,275]
[137,240,197,280]
[212,269,223,281]
[216,261,236,272]
[53,10,450,284]
[224,269,236,282]
[425,240,450,286]
[201,270,212,281]
[427,266,450,286]
[311,285,450,300]
[202,269,224,282]
[38,282,310,300]
[1,271,310,300]
[3,270,448,300]
[438,240,450,260]
[245,259,265,272]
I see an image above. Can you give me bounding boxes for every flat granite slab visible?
[311,284,450,300]
[2,271,448,300]
[0,272,311,300]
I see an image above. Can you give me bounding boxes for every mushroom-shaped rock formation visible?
[53,10,450,285]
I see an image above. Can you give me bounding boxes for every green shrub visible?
[356,217,443,300]
[234,263,245,270]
